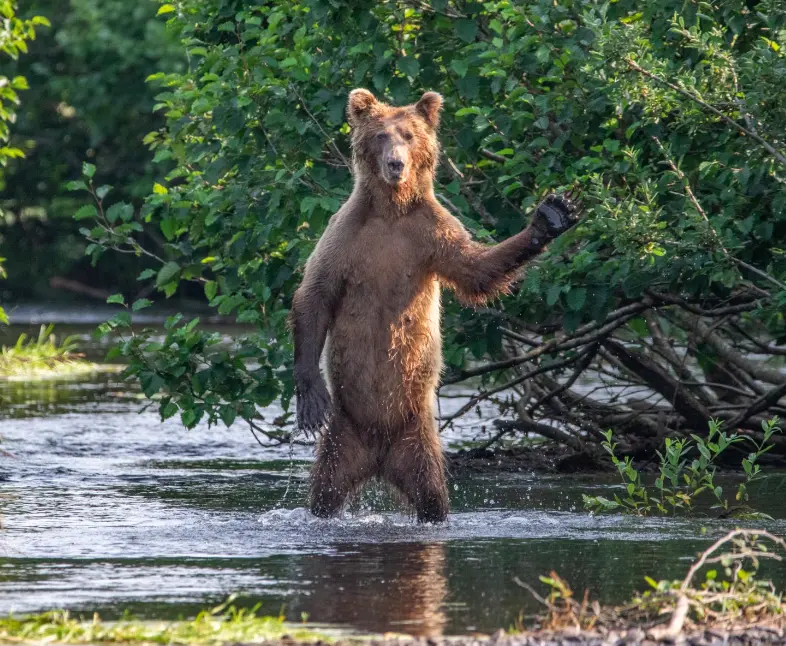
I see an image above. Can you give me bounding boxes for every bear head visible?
[347,89,442,192]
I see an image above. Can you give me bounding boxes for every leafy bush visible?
[0,0,48,321]
[72,0,786,449]
[583,417,782,516]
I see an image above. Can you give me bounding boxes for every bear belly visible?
[325,279,441,430]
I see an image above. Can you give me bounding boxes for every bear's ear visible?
[348,88,378,126]
[415,91,443,129]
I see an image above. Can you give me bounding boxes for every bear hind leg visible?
[310,412,374,518]
[383,426,448,523]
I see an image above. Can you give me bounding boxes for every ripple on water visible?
[253,506,756,546]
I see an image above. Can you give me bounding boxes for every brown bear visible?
[290,89,580,522]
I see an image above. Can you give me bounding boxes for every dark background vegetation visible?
[2,0,786,459]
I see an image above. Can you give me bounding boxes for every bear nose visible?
[387,159,404,174]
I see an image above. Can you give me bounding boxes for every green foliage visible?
[634,530,786,631]
[0,256,7,324]
[0,0,183,298]
[583,418,782,516]
[71,0,786,434]
[0,0,44,322]
[0,1,47,316]
[0,323,105,379]
[0,597,326,644]
[0,0,48,173]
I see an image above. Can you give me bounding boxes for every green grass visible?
[0,600,331,644]
[0,324,115,380]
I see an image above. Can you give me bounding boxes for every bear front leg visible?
[310,413,375,518]
[383,426,449,523]
[433,190,583,305]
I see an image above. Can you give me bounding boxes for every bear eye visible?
[402,131,414,141]
[375,132,389,141]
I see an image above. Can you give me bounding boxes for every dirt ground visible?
[279,625,785,646]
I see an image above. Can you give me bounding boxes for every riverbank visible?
[0,323,120,381]
[3,617,784,646]
[281,626,785,645]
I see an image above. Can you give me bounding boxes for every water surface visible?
[1,319,785,636]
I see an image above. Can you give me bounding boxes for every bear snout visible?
[387,159,405,174]
[381,154,408,184]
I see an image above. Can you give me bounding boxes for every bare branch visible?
[673,309,786,386]
[479,148,508,163]
[492,418,586,452]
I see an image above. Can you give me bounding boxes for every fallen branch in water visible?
[441,287,786,458]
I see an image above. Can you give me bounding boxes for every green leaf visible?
[161,401,178,420]
[66,180,88,192]
[546,284,562,307]
[106,202,134,224]
[204,280,217,301]
[157,3,176,15]
[74,204,98,221]
[156,261,181,287]
[565,287,586,311]
[181,409,198,428]
[109,311,132,327]
[96,185,112,200]
[160,217,178,240]
[107,293,126,305]
[220,407,237,427]
[451,59,469,78]
[455,19,478,43]
[132,299,153,311]
[398,56,419,77]
[82,162,96,178]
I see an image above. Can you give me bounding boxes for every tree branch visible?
[492,418,586,452]
[603,338,712,430]
[673,309,786,386]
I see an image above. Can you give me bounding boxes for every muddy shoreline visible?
[277,626,786,646]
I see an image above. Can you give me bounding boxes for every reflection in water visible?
[304,542,446,637]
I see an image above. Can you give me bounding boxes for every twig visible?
[651,135,731,256]
[435,192,462,216]
[439,350,590,430]
[492,418,586,452]
[647,290,763,316]
[672,309,786,386]
[291,85,352,172]
[527,343,599,415]
[479,148,508,163]
[732,257,786,293]
[680,529,786,593]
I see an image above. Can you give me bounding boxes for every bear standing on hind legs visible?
[290,89,581,523]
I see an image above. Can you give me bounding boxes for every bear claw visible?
[531,192,582,239]
[296,378,332,436]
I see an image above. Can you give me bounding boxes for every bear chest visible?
[343,218,428,294]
